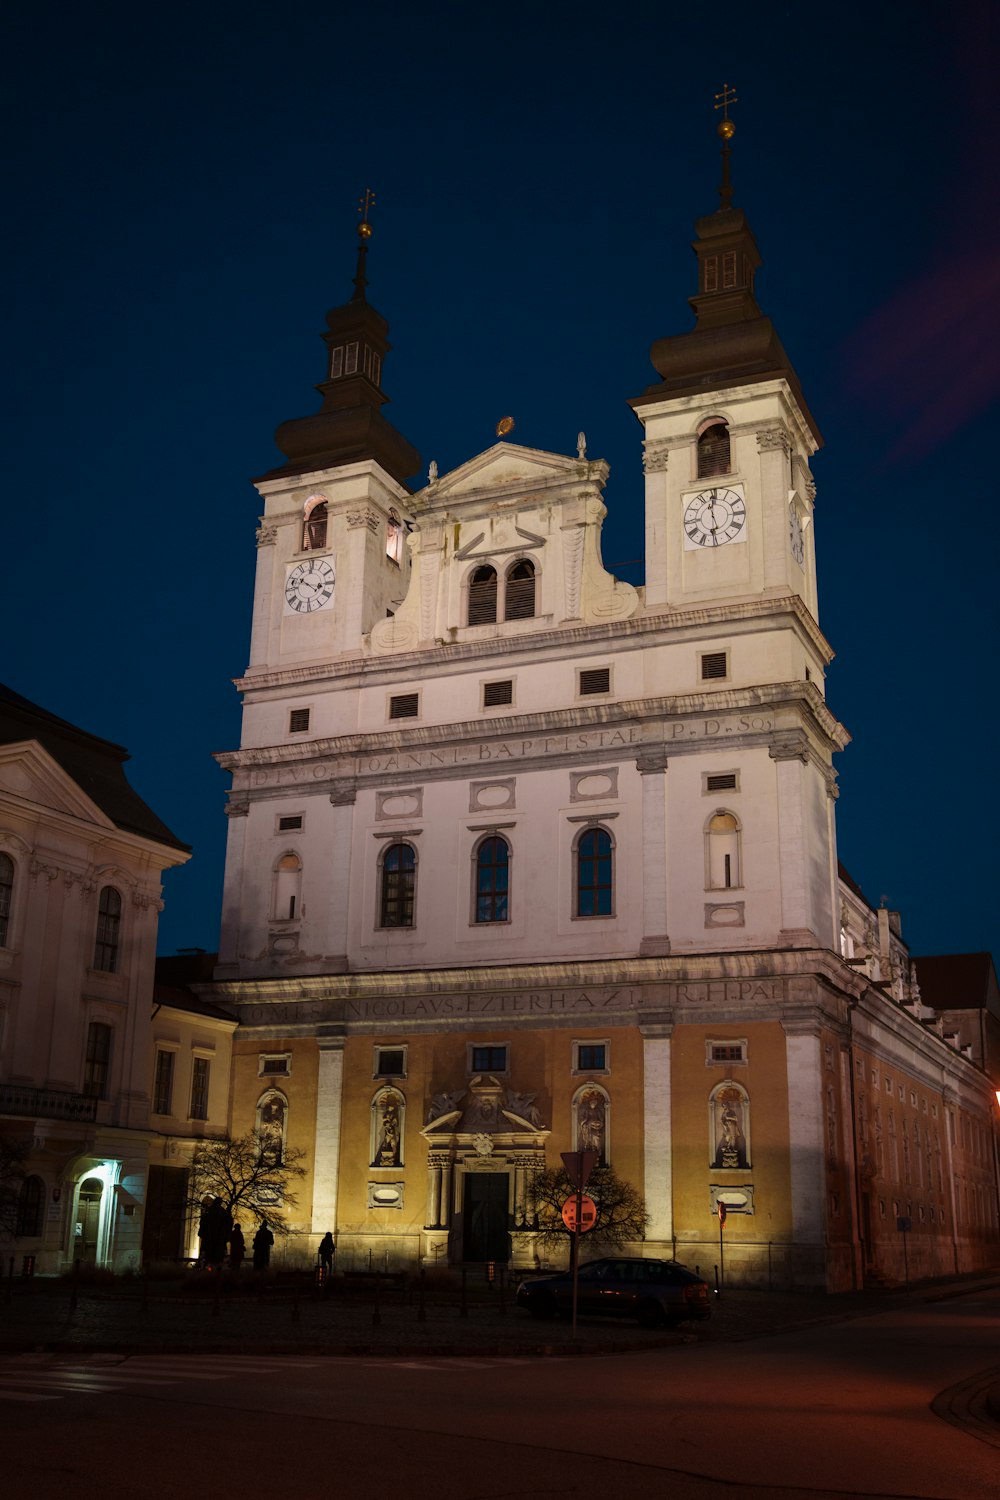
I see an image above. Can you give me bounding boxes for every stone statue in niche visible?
[711,1087,748,1169]
[577,1089,607,1164]
[258,1096,285,1164]
[373,1094,401,1167]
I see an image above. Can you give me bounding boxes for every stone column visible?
[770,733,816,946]
[327,780,357,970]
[637,747,670,956]
[425,1161,441,1229]
[311,1040,345,1234]
[642,1025,673,1247]
[440,1160,453,1228]
[513,1161,527,1228]
[782,1017,826,1282]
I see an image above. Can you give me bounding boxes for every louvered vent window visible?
[706,774,737,793]
[697,422,731,478]
[389,692,419,720]
[278,815,303,831]
[504,560,536,620]
[289,709,311,733]
[468,566,498,625]
[483,680,513,708]
[579,667,611,696]
[700,652,728,681]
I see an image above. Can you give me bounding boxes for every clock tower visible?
[631,108,820,623]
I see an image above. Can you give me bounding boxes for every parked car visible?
[516,1256,711,1328]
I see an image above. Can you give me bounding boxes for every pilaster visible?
[311,1040,345,1233]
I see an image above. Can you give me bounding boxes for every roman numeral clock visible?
[284,558,336,613]
[682,485,747,548]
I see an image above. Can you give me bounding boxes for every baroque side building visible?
[203,164,999,1291]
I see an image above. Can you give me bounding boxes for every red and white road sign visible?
[561,1194,598,1232]
[717,1201,727,1225]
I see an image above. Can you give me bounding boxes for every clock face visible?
[789,506,804,566]
[683,487,747,549]
[284,558,335,613]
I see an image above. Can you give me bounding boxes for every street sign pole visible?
[717,1200,726,1296]
[561,1152,598,1341]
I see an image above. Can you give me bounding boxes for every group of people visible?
[197,1196,274,1272]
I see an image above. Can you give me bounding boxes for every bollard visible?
[417,1267,426,1323]
[459,1266,469,1319]
[372,1272,382,1327]
[68,1257,80,1317]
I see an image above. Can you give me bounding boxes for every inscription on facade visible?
[669,713,773,740]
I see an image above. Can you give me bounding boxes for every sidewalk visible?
[2,1266,997,1360]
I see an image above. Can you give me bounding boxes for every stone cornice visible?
[232,592,834,697]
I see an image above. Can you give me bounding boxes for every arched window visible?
[697,420,731,478]
[84,1021,112,1098]
[256,1090,287,1166]
[15,1175,43,1238]
[386,508,404,564]
[380,843,416,928]
[706,811,741,890]
[468,565,498,625]
[302,496,328,551]
[576,827,613,917]
[0,852,13,948]
[474,835,510,923]
[94,887,121,972]
[504,559,536,620]
[709,1082,750,1168]
[273,853,302,921]
[573,1084,610,1166]
[370,1087,405,1167]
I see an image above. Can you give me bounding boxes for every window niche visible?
[371,1087,405,1168]
[301,495,328,551]
[696,419,731,478]
[709,1082,751,1169]
[256,1090,287,1165]
[705,811,742,890]
[573,1083,610,1166]
[272,852,302,921]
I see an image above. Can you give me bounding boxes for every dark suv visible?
[516,1256,711,1328]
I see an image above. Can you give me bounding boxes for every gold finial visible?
[496,415,515,438]
[357,187,376,239]
[714,82,737,139]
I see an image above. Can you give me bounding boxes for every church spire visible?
[264,192,422,486]
[630,92,821,445]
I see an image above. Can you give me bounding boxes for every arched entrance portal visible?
[75,1177,104,1262]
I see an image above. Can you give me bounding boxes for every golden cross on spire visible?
[357,187,376,240]
[714,83,738,122]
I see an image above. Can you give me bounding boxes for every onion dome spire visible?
[263,191,422,486]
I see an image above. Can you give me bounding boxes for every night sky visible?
[4,2,997,964]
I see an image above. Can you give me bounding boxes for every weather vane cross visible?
[714,83,737,123]
[357,187,376,239]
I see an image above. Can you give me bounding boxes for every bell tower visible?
[246,196,422,674]
[631,92,821,622]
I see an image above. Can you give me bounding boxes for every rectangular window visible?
[703,256,719,293]
[289,708,310,733]
[389,692,419,719]
[482,679,513,708]
[722,251,737,288]
[329,346,344,379]
[579,667,611,696]
[700,651,728,681]
[470,1044,508,1074]
[84,1022,112,1099]
[706,1039,748,1065]
[190,1057,210,1121]
[258,1054,290,1076]
[705,773,737,793]
[277,815,303,831]
[574,1042,608,1073]
[374,1047,406,1078]
[344,341,359,375]
[153,1050,174,1115]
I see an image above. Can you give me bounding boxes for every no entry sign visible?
[561,1194,597,1232]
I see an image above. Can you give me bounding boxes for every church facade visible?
[204,176,999,1291]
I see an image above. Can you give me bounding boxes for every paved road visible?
[3,1289,997,1499]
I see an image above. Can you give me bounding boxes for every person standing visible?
[252,1220,274,1271]
[229,1222,246,1274]
[318,1232,335,1278]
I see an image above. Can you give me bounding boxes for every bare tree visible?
[187,1132,306,1236]
[529,1164,650,1250]
[0,1137,30,1241]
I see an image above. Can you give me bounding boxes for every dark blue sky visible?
[4,1,997,963]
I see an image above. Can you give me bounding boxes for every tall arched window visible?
[474,835,510,923]
[576,827,613,917]
[0,853,13,947]
[697,420,731,478]
[380,843,416,928]
[94,886,121,972]
[302,496,328,550]
[84,1021,112,1098]
[16,1175,44,1238]
[706,812,741,889]
[468,565,498,625]
[504,559,536,620]
[273,853,303,920]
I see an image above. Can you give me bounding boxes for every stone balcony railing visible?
[0,1082,99,1122]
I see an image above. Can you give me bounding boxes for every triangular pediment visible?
[415,442,596,508]
[0,740,115,828]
